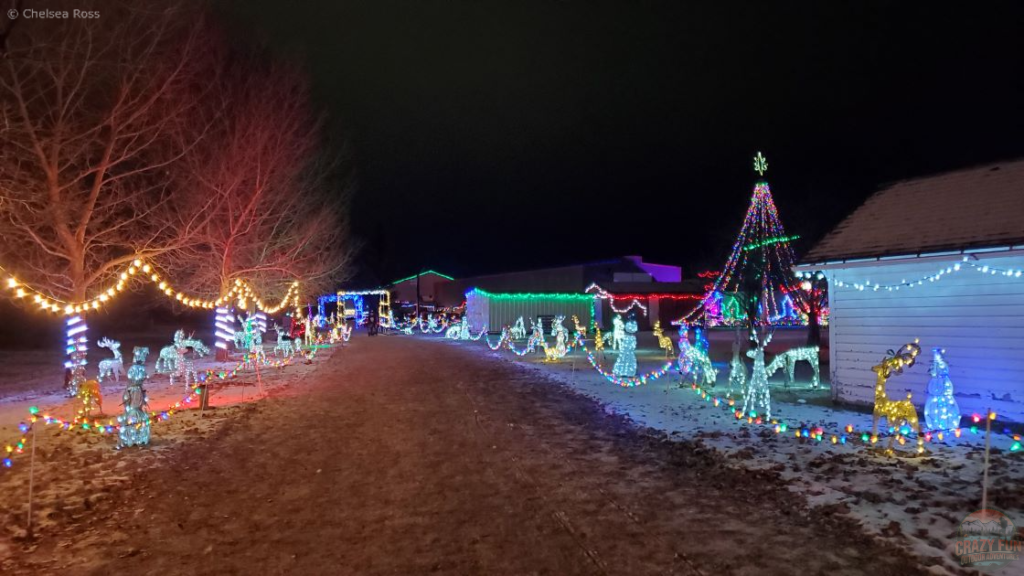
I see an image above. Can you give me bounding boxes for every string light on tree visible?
[64,316,89,397]
[674,153,805,331]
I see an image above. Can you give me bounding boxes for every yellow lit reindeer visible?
[652,321,674,358]
[871,340,924,455]
[571,315,587,338]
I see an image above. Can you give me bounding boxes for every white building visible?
[798,160,1024,423]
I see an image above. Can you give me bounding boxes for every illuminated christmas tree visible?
[677,152,803,332]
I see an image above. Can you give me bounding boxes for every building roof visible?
[803,159,1024,264]
[389,270,454,286]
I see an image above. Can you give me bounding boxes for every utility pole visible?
[416,269,422,319]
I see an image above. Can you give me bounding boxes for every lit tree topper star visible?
[753,152,768,177]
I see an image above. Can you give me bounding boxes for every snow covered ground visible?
[450,328,1024,576]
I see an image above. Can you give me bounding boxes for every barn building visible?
[797,160,1024,423]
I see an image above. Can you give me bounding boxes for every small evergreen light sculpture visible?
[924,348,961,432]
[117,347,151,449]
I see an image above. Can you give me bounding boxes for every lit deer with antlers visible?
[97,338,124,382]
[871,340,925,455]
[652,321,674,358]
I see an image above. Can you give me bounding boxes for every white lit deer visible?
[97,337,124,382]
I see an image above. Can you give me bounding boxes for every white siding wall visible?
[465,291,593,334]
[827,254,1024,423]
[465,291,489,330]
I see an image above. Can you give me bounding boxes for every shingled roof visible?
[803,159,1024,263]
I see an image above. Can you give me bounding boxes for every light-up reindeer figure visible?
[273,324,294,357]
[766,346,821,389]
[509,316,527,340]
[871,340,924,455]
[652,321,674,358]
[571,315,587,338]
[741,328,772,420]
[156,330,186,374]
[97,337,124,382]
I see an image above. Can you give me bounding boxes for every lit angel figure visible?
[612,317,638,377]
[924,348,961,431]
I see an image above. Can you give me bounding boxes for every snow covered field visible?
[453,328,1024,575]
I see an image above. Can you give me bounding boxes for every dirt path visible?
[5,336,931,575]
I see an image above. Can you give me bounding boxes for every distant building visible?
[448,256,703,331]
[389,270,454,308]
[797,160,1024,422]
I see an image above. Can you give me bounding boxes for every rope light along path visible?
[485,330,508,351]
[1,258,302,315]
[685,380,1022,454]
[1,352,304,470]
[572,334,675,387]
[468,323,1024,457]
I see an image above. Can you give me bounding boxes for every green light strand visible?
[389,270,455,285]
[466,288,592,301]
[741,234,800,252]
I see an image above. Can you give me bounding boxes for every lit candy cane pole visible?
[255,311,267,334]
[214,307,235,360]
[64,316,88,397]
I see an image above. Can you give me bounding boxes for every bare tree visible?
[0,0,209,303]
[168,49,354,303]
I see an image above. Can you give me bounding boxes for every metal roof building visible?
[798,159,1024,423]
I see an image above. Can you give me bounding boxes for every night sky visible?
[225,1,1024,286]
